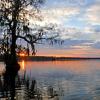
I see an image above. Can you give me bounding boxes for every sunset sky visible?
[0,0,100,57]
[34,0,100,57]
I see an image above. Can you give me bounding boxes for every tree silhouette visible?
[0,0,59,65]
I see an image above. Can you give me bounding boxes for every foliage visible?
[0,0,59,56]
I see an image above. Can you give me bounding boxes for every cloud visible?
[30,7,80,26]
[92,41,100,49]
[63,39,93,49]
[58,25,100,41]
[35,0,100,57]
[37,37,93,50]
[45,0,89,7]
[84,4,100,25]
[37,43,100,57]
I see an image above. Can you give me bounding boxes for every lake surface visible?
[0,60,100,100]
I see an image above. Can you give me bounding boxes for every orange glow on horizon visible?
[36,48,100,58]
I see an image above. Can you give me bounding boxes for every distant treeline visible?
[19,56,100,61]
[0,55,100,62]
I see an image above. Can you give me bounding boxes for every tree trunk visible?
[11,33,17,62]
[10,18,17,63]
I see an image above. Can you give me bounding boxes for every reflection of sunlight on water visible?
[22,60,25,70]
[19,60,25,70]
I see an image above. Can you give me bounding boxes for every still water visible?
[0,60,100,100]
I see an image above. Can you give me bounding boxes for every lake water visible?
[0,60,100,100]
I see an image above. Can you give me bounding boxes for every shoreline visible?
[0,55,100,62]
[19,56,100,61]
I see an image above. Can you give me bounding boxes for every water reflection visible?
[0,61,61,100]
[21,60,25,70]
[0,60,100,100]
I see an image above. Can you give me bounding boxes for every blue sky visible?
[34,0,100,57]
